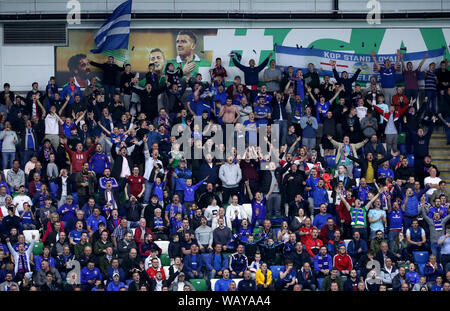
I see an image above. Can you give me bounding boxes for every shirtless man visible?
[219,97,240,125]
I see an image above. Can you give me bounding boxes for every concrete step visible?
[429,138,448,146]
[431,162,450,170]
[431,133,446,138]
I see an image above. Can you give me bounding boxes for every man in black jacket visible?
[395,157,415,183]
[288,242,311,272]
[130,80,164,123]
[90,56,124,105]
[347,151,397,186]
[282,163,306,207]
[374,241,397,266]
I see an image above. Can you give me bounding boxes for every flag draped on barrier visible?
[275,45,445,83]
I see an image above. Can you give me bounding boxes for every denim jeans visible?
[2,152,15,170]
[104,84,116,105]
[273,120,288,146]
[431,243,441,263]
[143,179,153,204]
[20,150,35,168]
[405,89,419,108]
[425,90,438,115]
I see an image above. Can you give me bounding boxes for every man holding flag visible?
[90,0,132,104]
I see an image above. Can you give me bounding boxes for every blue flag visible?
[91,0,132,54]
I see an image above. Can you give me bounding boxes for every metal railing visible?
[0,0,448,15]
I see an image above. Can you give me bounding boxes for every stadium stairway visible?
[428,131,450,186]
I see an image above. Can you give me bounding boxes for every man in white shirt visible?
[44,105,64,150]
[12,185,32,215]
[225,195,248,229]
[143,135,164,204]
[424,168,442,196]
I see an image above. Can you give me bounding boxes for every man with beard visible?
[67,53,93,88]
[166,31,211,79]
[75,162,97,211]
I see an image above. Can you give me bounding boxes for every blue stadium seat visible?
[325,155,337,168]
[389,156,400,168]
[353,166,361,179]
[269,265,284,281]
[407,154,415,167]
[413,251,429,265]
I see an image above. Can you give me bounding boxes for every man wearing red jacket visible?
[320,218,341,244]
[299,217,317,245]
[305,228,324,258]
[336,191,354,239]
[333,245,353,276]
[62,136,98,173]
[134,218,154,245]
[392,87,410,112]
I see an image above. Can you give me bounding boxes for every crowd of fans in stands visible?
[0,47,449,292]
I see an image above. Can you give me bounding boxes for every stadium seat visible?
[327,191,333,204]
[343,239,351,250]
[269,265,284,281]
[191,279,207,291]
[210,278,219,291]
[23,230,40,243]
[155,241,169,254]
[413,251,429,265]
[407,154,415,167]
[389,156,400,168]
[242,204,252,221]
[160,253,171,266]
[398,263,410,273]
[253,227,262,234]
[32,242,44,256]
[353,166,361,179]
[163,266,170,277]
[234,278,243,287]
[325,155,337,168]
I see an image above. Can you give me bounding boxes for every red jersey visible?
[128,175,145,196]
[305,238,324,258]
[146,267,166,280]
[299,226,317,244]
[64,143,96,173]
[333,253,353,272]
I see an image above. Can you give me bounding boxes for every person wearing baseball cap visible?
[106,272,126,291]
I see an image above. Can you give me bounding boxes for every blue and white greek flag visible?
[91,0,132,54]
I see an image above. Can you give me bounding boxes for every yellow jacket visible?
[255,269,273,286]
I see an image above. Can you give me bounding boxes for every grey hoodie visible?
[0,130,18,152]
[219,163,242,188]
